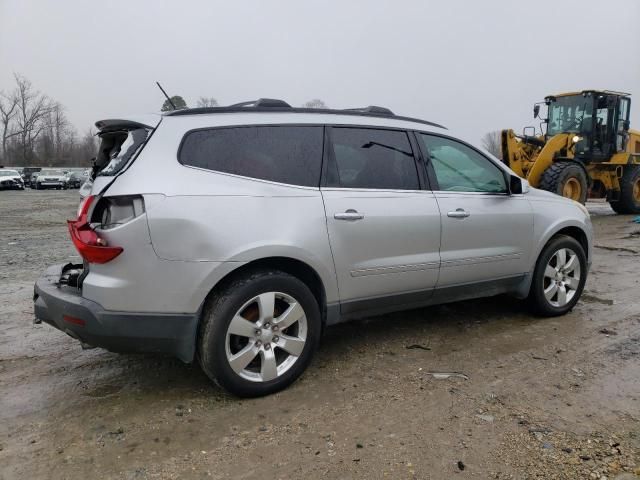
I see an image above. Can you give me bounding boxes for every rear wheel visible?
[539,162,588,204]
[528,235,587,316]
[198,270,321,397]
[609,165,640,214]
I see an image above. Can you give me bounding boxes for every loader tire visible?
[609,166,640,214]
[539,162,588,204]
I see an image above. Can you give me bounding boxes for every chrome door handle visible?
[447,208,470,218]
[334,209,364,221]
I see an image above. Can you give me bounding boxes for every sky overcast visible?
[1,0,639,143]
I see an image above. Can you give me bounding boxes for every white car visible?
[0,169,25,190]
[33,169,67,189]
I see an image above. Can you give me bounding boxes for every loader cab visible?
[543,90,631,162]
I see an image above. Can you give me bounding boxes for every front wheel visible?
[198,270,321,397]
[528,235,587,316]
[609,165,640,214]
[539,162,588,204]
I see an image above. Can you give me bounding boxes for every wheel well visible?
[209,257,327,320]
[553,226,589,261]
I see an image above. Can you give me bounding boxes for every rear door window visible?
[328,128,419,190]
[179,126,324,187]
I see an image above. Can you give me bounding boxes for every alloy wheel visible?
[225,292,308,382]
[542,247,581,307]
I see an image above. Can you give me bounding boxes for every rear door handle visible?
[447,208,470,218]
[334,209,364,221]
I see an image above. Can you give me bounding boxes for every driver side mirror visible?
[622,120,630,131]
[509,174,524,194]
[533,104,540,119]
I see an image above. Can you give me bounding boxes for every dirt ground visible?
[0,189,639,480]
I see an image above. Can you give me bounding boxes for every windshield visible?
[0,170,19,177]
[547,95,593,136]
[39,169,64,176]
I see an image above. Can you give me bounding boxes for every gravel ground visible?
[0,189,639,479]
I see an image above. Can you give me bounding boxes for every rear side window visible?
[328,127,419,190]
[179,126,324,187]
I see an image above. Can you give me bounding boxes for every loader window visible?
[418,134,507,193]
[547,96,593,136]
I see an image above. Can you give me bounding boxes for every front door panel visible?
[435,192,532,286]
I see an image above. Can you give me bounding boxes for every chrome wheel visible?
[542,247,581,307]
[225,292,307,383]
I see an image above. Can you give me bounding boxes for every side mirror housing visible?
[533,104,540,119]
[623,120,630,131]
[509,174,524,194]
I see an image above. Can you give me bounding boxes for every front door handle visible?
[334,209,364,221]
[447,208,470,219]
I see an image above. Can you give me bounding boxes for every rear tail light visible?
[68,195,123,264]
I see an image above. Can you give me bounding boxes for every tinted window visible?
[418,134,507,193]
[329,128,419,190]
[180,126,323,187]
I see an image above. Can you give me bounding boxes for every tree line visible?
[0,74,97,168]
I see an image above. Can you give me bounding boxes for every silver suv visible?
[34,99,592,397]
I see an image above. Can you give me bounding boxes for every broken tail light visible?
[68,195,123,264]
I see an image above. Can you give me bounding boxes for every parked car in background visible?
[0,169,25,190]
[21,166,41,186]
[64,170,89,189]
[33,169,67,189]
[34,100,593,397]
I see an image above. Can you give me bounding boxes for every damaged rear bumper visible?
[33,264,199,362]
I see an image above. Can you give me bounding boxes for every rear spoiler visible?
[94,114,161,133]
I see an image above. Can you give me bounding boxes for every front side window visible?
[418,134,507,193]
[179,126,323,187]
[329,127,419,190]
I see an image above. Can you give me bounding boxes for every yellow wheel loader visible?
[501,90,640,213]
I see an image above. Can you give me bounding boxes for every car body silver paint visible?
[80,110,592,321]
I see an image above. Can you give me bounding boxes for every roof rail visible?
[229,98,292,108]
[344,105,394,115]
[163,99,445,129]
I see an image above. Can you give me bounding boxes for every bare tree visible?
[302,99,328,109]
[196,97,219,108]
[481,131,502,158]
[0,89,19,162]
[14,73,52,163]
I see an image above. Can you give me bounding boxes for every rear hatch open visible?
[83,116,161,196]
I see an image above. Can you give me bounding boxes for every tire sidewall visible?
[530,236,587,316]
[199,272,321,397]
[555,164,588,204]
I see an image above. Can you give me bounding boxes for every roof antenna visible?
[156,81,176,110]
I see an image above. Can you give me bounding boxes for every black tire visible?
[197,270,321,397]
[539,162,588,204]
[609,165,640,214]
[528,235,587,317]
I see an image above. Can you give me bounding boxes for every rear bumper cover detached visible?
[33,264,199,362]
